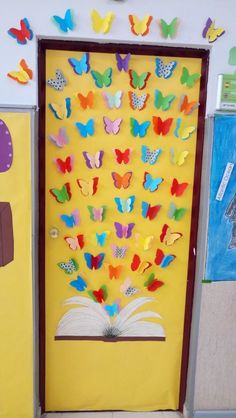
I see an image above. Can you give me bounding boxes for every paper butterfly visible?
[130,118,150,138]
[64,234,84,250]
[141,145,162,165]
[144,273,164,292]
[155,248,176,268]
[154,90,176,111]
[54,156,73,174]
[113,148,132,164]
[135,233,154,251]
[143,172,163,192]
[49,127,69,148]
[120,278,139,297]
[57,258,78,274]
[70,276,87,292]
[102,91,123,109]
[171,178,188,197]
[91,68,112,88]
[91,9,114,34]
[129,69,151,90]
[202,17,225,43]
[160,224,182,246]
[96,232,109,247]
[168,202,187,221]
[153,116,173,136]
[108,264,123,279]
[111,172,132,189]
[50,183,71,203]
[131,254,152,274]
[103,117,122,135]
[114,222,135,239]
[128,91,149,111]
[142,201,161,220]
[116,53,131,72]
[77,177,99,196]
[83,151,104,169]
[88,285,108,303]
[84,252,105,270]
[114,196,135,213]
[159,17,178,39]
[52,9,75,33]
[111,244,128,259]
[8,18,33,44]
[60,209,80,228]
[75,119,94,138]
[88,206,106,222]
[170,148,189,166]
[49,98,71,120]
[155,57,177,79]
[174,118,195,141]
[77,91,94,109]
[7,59,33,84]
[47,69,67,91]
[104,301,120,317]
[128,15,153,36]
[68,53,90,75]
[179,95,199,116]
[180,67,200,88]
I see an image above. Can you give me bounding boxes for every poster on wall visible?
[206,115,236,281]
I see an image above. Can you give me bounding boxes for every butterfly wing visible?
[128,15,153,36]
[113,148,131,164]
[50,183,71,203]
[70,276,87,292]
[155,57,177,79]
[128,91,149,110]
[103,117,122,135]
[116,53,131,72]
[143,172,163,192]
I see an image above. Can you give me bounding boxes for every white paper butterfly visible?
[102,91,123,109]
[47,69,67,91]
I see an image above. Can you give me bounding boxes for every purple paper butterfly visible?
[103,116,123,135]
[114,222,135,239]
[82,151,104,169]
[115,53,131,72]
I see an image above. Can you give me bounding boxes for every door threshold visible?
[44,411,182,418]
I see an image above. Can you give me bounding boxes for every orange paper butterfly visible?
[77,91,94,109]
[111,172,132,189]
[108,264,123,279]
[179,95,199,116]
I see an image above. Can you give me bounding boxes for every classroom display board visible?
[39,41,208,412]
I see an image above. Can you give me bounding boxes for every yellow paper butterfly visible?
[48,98,71,120]
[91,9,114,34]
[160,224,182,246]
[135,234,154,251]
[202,18,225,43]
[7,59,33,84]
[128,15,153,36]
[77,177,99,197]
[174,118,195,141]
[170,148,189,166]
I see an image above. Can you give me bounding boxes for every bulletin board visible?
[38,40,208,412]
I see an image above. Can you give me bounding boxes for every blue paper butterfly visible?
[75,119,94,138]
[48,98,71,120]
[70,276,87,292]
[68,53,90,75]
[141,145,162,165]
[114,196,135,213]
[160,255,175,268]
[52,9,75,33]
[143,172,164,192]
[96,232,109,247]
[104,303,120,317]
[130,118,151,138]
[60,210,79,228]
[155,57,177,79]
[84,253,105,270]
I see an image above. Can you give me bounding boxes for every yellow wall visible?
[0,112,34,418]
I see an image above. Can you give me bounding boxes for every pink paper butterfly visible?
[64,234,84,250]
[103,116,123,135]
[114,222,135,239]
[88,205,106,222]
[82,151,104,169]
[111,244,128,258]
[49,127,69,148]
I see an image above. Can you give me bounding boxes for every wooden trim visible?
[55,336,166,342]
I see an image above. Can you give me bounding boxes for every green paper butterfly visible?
[154,89,176,111]
[129,69,151,90]
[49,182,71,203]
[57,258,79,274]
[159,17,178,39]
[180,67,200,88]
[91,68,112,88]
[168,202,187,221]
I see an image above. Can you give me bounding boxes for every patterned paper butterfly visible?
[130,118,150,138]
[169,148,189,166]
[120,278,139,297]
[111,172,132,189]
[128,91,149,111]
[60,209,80,228]
[83,151,104,169]
[128,15,153,36]
[50,183,71,203]
[7,59,33,85]
[141,201,162,220]
[54,155,73,174]
[179,95,199,115]
[180,67,200,88]
[154,89,176,111]
[155,57,177,79]
[114,222,135,239]
[70,276,87,292]
[102,91,123,109]
[68,53,90,75]
[116,53,131,72]
[49,127,69,148]
[114,196,135,213]
[171,178,188,197]
[8,18,33,44]
[77,177,99,196]
[168,202,187,221]
[91,68,112,88]
[153,116,173,136]
[64,234,84,250]
[131,254,152,274]
[160,224,182,246]
[52,9,75,32]
[174,118,196,140]
[154,248,176,268]
[159,17,178,39]
[57,258,78,274]
[144,273,164,292]
[129,69,151,90]
[49,98,71,120]
[47,69,67,91]
[113,148,132,164]
[143,172,163,192]
[75,119,95,138]
[91,9,114,34]
[77,91,94,109]
[141,145,162,165]
[108,264,123,279]
[135,233,154,251]
[103,116,122,135]
[111,244,128,259]
[88,206,106,222]
[202,17,225,43]
[84,252,105,270]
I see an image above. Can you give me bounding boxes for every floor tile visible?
[60,413,113,418]
[113,413,182,418]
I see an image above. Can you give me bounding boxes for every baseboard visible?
[193,411,236,418]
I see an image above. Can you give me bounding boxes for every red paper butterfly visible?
[171,178,188,197]
[131,254,152,273]
[152,116,173,136]
[8,18,33,45]
[113,148,132,164]
[54,155,73,174]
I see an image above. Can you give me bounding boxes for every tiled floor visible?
[45,412,182,418]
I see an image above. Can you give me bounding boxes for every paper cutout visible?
[75,119,94,138]
[111,244,128,258]
[168,202,187,221]
[113,148,132,164]
[77,91,94,109]
[0,120,13,172]
[174,118,195,140]
[154,89,175,111]
[114,222,135,239]
[50,183,71,203]
[54,155,73,174]
[52,9,75,33]
[142,201,161,220]
[49,98,71,120]
[102,91,123,109]
[91,68,112,88]
[154,248,176,268]
[141,145,162,165]
[135,233,154,251]
[120,278,139,297]
[111,172,132,189]
[114,196,135,213]
[77,177,99,196]
[47,69,67,91]
[91,10,114,34]
[155,57,177,79]
[60,209,80,228]
[57,258,79,274]
[153,116,173,136]
[130,118,150,138]
[159,17,178,39]
[128,15,153,36]
[143,172,163,192]
[202,18,225,43]
[64,234,84,250]
[116,53,131,72]
[129,69,151,90]
[88,206,106,222]
[144,273,164,292]
[180,67,200,88]
[8,18,33,44]
[179,95,199,115]
[131,254,152,274]
[88,285,108,303]
[70,276,87,292]
[228,47,236,65]
[128,91,149,110]
[68,53,90,75]
[103,117,122,134]
[84,252,105,270]
[170,148,189,166]
[104,301,120,317]
[7,59,33,85]
[96,231,110,246]
[0,203,14,267]
[49,127,69,148]
[160,224,182,246]
[171,178,188,197]
[83,151,104,169]
[108,264,123,279]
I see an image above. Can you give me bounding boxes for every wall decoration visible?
[202,17,225,43]
[128,15,153,36]
[52,9,75,33]
[91,9,115,34]
[0,119,13,172]
[7,59,33,85]
[158,18,178,39]
[0,202,14,267]
[228,46,236,65]
[7,18,33,44]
